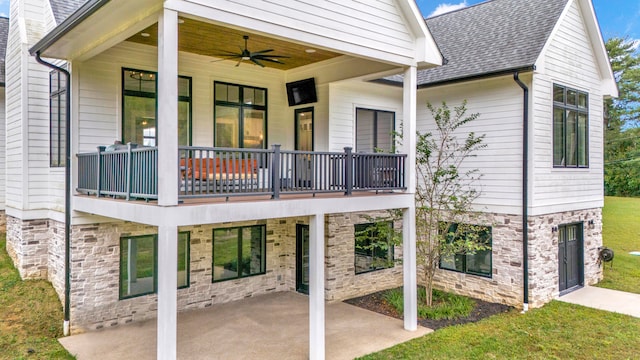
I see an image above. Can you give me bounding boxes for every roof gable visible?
[415,0,568,86]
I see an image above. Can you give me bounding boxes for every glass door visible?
[295,108,314,188]
[296,224,310,294]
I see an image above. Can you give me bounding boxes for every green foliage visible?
[358,301,640,360]
[604,37,640,196]
[416,101,487,306]
[0,234,75,359]
[596,197,640,294]
[383,287,475,321]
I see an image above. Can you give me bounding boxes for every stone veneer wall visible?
[5,216,50,279]
[432,208,603,309]
[69,218,307,333]
[325,211,404,301]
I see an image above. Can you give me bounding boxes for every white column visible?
[402,206,417,331]
[402,65,418,331]
[309,213,325,360]
[157,225,178,359]
[403,65,417,194]
[157,8,179,206]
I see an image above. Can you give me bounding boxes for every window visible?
[553,84,589,167]
[120,234,156,299]
[119,232,190,299]
[214,82,267,148]
[356,108,395,152]
[122,68,192,146]
[212,225,266,282]
[50,70,66,167]
[439,224,492,277]
[177,232,190,289]
[354,222,394,274]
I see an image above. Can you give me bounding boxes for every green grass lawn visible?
[358,301,640,360]
[597,196,640,294]
[0,234,74,360]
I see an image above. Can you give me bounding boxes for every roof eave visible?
[29,0,110,56]
[416,66,536,89]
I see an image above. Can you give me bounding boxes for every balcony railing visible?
[76,145,406,201]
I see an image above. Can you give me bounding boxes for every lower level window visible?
[120,235,156,299]
[212,225,266,282]
[354,222,394,274]
[439,224,492,277]
[120,232,190,299]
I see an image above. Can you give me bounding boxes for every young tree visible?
[415,101,487,306]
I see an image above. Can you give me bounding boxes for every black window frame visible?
[439,224,493,278]
[119,231,190,300]
[121,68,193,146]
[214,81,268,148]
[355,108,396,153]
[553,84,589,168]
[212,224,267,283]
[354,222,394,275]
[50,69,67,167]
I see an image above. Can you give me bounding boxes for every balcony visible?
[76,145,407,202]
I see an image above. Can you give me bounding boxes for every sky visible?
[415,0,640,42]
[0,0,636,42]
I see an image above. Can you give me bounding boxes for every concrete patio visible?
[60,292,431,359]
[558,285,640,318]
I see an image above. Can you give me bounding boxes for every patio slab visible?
[59,292,431,359]
[558,285,640,318]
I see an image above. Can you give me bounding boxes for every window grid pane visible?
[120,235,156,299]
[212,225,266,283]
[552,84,589,168]
[354,222,393,274]
[214,82,267,148]
[439,224,492,278]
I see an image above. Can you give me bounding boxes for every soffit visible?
[126,18,342,70]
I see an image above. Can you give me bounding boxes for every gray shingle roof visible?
[49,0,87,25]
[387,0,569,87]
[0,17,8,85]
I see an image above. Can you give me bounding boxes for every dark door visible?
[559,223,583,293]
[296,224,310,294]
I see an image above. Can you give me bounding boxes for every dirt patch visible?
[344,287,513,330]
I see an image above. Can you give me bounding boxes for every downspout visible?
[513,72,529,313]
[34,52,72,335]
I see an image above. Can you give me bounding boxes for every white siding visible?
[418,76,525,214]
[174,0,416,64]
[530,0,605,215]
[328,81,402,153]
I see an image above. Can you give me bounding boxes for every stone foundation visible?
[0,210,6,232]
[6,216,51,280]
[431,208,603,309]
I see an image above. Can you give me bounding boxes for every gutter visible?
[29,0,110,56]
[513,72,529,313]
[34,52,72,336]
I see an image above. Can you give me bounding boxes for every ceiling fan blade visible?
[254,57,285,64]
[250,58,265,67]
[255,54,290,59]
[251,49,274,55]
[235,58,243,67]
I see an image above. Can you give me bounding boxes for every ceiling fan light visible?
[242,56,251,60]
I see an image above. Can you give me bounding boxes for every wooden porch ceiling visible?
[126,18,342,70]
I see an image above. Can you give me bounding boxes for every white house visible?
[4,0,441,359]
[1,0,616,358]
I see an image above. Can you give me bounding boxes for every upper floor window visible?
[50,70,66,167]
[356,108,395,152]
[553,84,589,168]
[214,82,267,148]
[122,68,192,147]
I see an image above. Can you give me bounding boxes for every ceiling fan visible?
[213,35,289,67]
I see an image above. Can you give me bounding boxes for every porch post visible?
[309,213,325,360]
[157,225,178,360]
[157,8,179,206]
[402,206,417,331]
[402,65,418,331]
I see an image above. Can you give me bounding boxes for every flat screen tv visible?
[286,78,317,106]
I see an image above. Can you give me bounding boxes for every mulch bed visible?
[344,287,513,330]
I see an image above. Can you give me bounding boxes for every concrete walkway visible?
[59,292,431,360]
[558,286,640,318]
